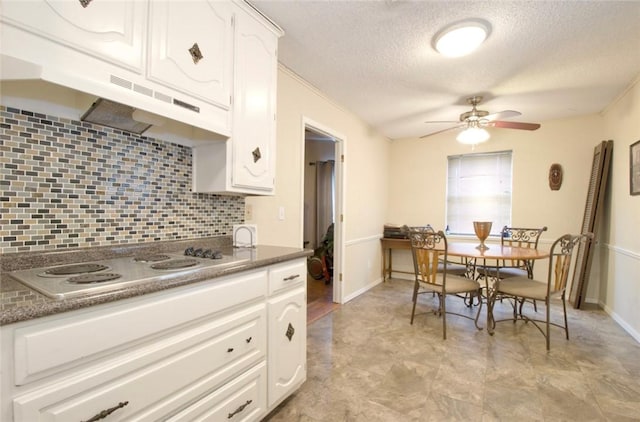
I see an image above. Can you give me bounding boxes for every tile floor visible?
[265,278,640,421]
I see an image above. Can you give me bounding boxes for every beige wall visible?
[247,66,390,301]
[387,114,606,286]
[597,77,640,341]
[388,114,603,239]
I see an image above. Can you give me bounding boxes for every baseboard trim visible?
[599,300,640,344]
[343,277,382,303]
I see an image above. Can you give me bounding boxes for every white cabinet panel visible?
[231,8,279,191]
[191,3,281,195]
[0,0,145,72]
[147,0,233,109]
[268,287,306,407]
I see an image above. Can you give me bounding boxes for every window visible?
[446,150,512,235]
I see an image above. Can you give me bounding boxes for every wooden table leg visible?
[382,247,389,282]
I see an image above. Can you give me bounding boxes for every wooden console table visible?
[380,238,412,282]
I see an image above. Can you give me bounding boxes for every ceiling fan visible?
[420,96,541,140]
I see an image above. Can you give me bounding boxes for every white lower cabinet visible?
[13,304,266,421]
[267,260,307,407]
[268,288,306,407]
[1,258,308,421]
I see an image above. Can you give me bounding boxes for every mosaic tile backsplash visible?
[0,106,244,254]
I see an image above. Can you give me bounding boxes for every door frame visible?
[301,116,345,304]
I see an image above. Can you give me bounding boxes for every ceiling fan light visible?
[456,127,490,145]
[434,21,490,57]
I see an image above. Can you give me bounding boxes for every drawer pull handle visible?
[246,336,252,343]
[283,274,300,281]
[82,401,129,422]
[227,347,234,353]
[228,399,253,419]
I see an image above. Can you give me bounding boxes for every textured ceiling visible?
[251,0,640,140]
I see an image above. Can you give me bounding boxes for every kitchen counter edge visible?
[1,245,313,326]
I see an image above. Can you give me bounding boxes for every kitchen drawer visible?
[268,259,306,296]
[14,269,267,385]
[166,361,267,422]
[13,304,266,422]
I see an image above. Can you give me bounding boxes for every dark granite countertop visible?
[1,237,313,326]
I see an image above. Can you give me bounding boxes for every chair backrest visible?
[500,226,548,275]
[546,233,593,295]
[405,227,449,287]
[501,226,548,248]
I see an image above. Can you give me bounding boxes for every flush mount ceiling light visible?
[433,19,490,57]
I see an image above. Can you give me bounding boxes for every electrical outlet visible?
[245,204,253,220]
[278,206,285,221]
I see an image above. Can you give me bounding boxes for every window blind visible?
[446,151,512,235]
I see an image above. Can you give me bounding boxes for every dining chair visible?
[496,226,548,278]
[484,226,547,313]
[401,225,470,278]
[405,226,483,339]
[490,232,593,350]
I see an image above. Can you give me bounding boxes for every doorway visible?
[303,118,343,323]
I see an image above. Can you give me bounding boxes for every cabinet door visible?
[231,10,279,191]
[268,288,306,407]
[147,0,233,109]
[0,0,145,72]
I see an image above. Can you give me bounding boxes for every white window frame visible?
[446,150,513,236]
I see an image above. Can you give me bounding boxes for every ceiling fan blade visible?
[424,120,459,124]
[419,124,464,139]
[484,110,521,121]
[489,120,541,130]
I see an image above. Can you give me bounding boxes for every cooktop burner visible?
[68,273,122,284]
[43,263,109,276]
[10,248,252,300]
[133,254,171,263]
[151,259,199,270]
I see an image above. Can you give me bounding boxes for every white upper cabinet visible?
[0,0,146,72]
[0,0,232,137]
[147,1,233,109]
[1,0,283,195]
[231,5,279,191]
[192,2,283,195]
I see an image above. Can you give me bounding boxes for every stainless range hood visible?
[81,98,155,135]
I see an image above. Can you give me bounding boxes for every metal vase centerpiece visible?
[473,221,492,250]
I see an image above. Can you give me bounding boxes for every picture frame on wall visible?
[631,140,640,196]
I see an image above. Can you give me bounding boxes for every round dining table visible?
[447,242,550,261]
[446,241,550,334]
